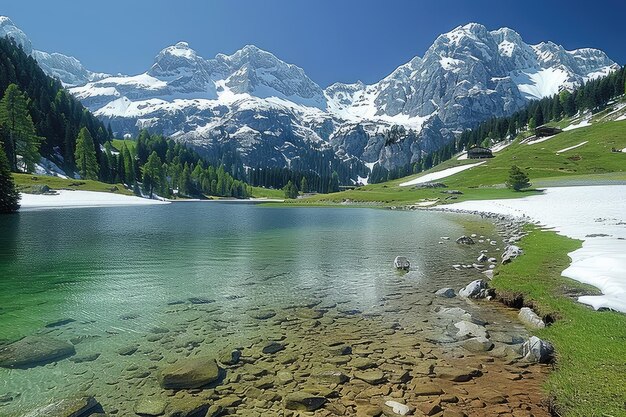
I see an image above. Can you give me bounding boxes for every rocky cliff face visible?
[1,17,619,183]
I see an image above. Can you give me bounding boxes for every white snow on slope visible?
[556,141,588,154]
[526,135,556,145]
[20,190,169,210]
[400,162,485,186]
[445,185,626,312]
[512,68,569,100]
[563,119,591,131]
[616,115,626,122]
[491,141,513,152]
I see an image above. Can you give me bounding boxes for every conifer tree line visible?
[370,66,626,184]
[0,37,112,174]
[103,131,250,199]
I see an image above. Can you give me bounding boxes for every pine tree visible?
[300,176,308,194]
[505,165,531,191]
[0,146,20,213]
[0,84,41,172]
[121,143,135,185]
[141,151,163,198]
[283,180,299,199]
[74,127,99,180]
[329,171,340,193]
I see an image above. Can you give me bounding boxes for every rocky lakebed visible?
[0,213,552,417]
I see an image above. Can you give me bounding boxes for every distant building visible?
[467,146,494,159]
[535,125,563,137]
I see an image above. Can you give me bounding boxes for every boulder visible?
[477,253,488,262]
[394,256,410,270]
[456,236,475,245]
[284,392,326,411]
[502,245,523,264]
[435,288,456,298]
[459,279,488,298]
[454,320,488,339]
[522,336,554,363]
[518,307,546,329]
[158,357,221,389]
[22,396,98,417]
[0,336,75,368]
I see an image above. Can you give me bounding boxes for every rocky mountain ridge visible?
[0,17,619,183]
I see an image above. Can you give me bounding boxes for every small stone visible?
[248,310,276,320]
[314,370,349,384]
[383,400,412,415]
[262,341,285,354]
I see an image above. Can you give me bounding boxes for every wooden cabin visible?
[535,125,562,137]
[467,146,494,159]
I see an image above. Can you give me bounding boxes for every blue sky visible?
[3,0,624,86]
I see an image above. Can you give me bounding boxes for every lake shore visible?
[431,185,626,416]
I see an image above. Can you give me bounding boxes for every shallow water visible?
[0,203,529,415]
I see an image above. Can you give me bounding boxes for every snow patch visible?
[563,119,591,131]
[20,190,170,210]
[556,141,588,154]
[399,161,486,187]
[445,185,626,313]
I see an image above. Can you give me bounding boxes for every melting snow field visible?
[445,185,626,312]
[563,119,591,131]
[556,141,588,154]
[20,190,170,210]
[399,162,486,187]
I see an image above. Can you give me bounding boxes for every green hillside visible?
[297,114,626,206]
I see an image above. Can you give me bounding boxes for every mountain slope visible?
[1,17,619,184]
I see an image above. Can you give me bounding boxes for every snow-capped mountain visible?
[0,16,107,86]
[1,17,619,182]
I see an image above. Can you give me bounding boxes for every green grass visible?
[493,228,626,417]
[248,186,285,199]
[13,173,133,195]
[110,139,137,153]
[297,119,626,206]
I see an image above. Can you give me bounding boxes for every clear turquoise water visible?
[0,203,490,414]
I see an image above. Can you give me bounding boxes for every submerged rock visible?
[0,336,75,368]
[456,235,475,245]
[22,396,98,417]
[158,357,221,389]
[134,398,168,416]
[284,392,326,411]
[435,288,456,298]
[383,400,413,415]
[394,256,410,270]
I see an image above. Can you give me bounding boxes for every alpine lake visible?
[0,203,549,416]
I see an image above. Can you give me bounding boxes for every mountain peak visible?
[0,15,32,54]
